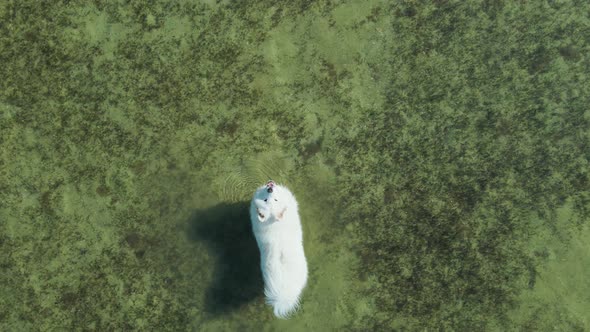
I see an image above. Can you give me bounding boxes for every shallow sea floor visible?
[1,1,589,330]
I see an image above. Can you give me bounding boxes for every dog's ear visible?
[278,207,287,220]
[256,208,266,222]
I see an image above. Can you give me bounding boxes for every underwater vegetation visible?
[1,0,589,330]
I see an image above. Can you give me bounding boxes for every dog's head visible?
[252,181,290,223]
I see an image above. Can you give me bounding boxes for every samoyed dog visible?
[249,180,308,318]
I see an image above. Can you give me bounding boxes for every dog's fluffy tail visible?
[262,252,308,319]
[266,291,302,319]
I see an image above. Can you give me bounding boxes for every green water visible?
[1,1,588,330]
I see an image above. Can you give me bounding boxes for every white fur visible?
[249,183,308,319]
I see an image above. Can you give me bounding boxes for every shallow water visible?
[1,1,589,330]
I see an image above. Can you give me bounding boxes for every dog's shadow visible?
[187,201,263,315]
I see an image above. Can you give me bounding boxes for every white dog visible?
[249,180,308,318]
